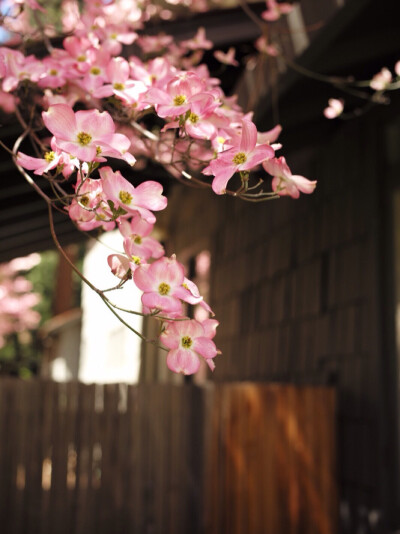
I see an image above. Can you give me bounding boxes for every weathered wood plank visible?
[0,379,337,534]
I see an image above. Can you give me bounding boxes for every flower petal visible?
[193,337,218,359]
[42,104,77,139]
[167,348,200,375]
[239,119,257,153]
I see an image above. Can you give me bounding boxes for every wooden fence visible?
[0,380,337,534]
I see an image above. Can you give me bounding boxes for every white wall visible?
[79,231,142,384]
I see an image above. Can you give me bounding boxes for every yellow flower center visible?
[96,146,102,155]
[131,256,141,264]
[49,69,58,76]
[113,82,125,90]
[77,55,86,62]
[158,282,171,295]
[80,195,90,206]
[90,67,101,75]
[188,112,199,124]
[134,236,142,245]
[77,132,92,146]
[110,33,117,39]
[181,335,193,349]
[173,94,186,106]
[44,151,55,162]
[119,191,133,205]
[232,152,247,165]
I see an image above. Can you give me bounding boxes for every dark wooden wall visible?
[165,107,393,529]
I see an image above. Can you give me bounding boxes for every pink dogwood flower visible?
[17,138,76,178]
[181,27,213,51]
[263,156,317,199]
[162,92,222,140]
[324,98,344,119]
[160,318,219,374]
[146,72,206,118]
[0,48,43,92]
[213,47,239,67]
[107,252,144,279]
[262,0,293,21]
[255,36,280,57]
[68,176,114,231]
[92,57,147,105]
[370,67,392,91]
[133,256,189,315]
[203,119,275,194]
[100,166,167,224]
[42,104,132,163]
[119,214,165,261]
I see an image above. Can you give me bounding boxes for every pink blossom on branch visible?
[261,0,293,21]
[323,98,344,119]
[42,104,133,163]
[0,254,41,349]
[119,214,165,262]
[263,156,317,199]
[202,119,275,194]
[100,166,167,224]
[213,48,239,67]
[145,72,206,119]
[370,67,392,91]
[133,256,210,317]
[0,0,322,375]
[160,319,220,375]
[133,256,188,316]
[17,138,77,178]
[181,27,213,51]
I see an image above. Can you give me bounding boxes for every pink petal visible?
[291,175,317,194]
[243,143,275,170]
[75,108,115,138]
[55,140,97,162]
[134,181,167,211]
[149,257,185,287]
[142,293,183,314]
[167,348,200,375]
[239,119,257,153]
[263,156,291,179]
[170,319,203,340]
[133,264,156,292]
[201,319,219,339]
[42,104,77,139]
[211,165,236,194]
[186,120,217,140]
[192,337,218,359]
[107,254,131,279]
[160,325,180,350]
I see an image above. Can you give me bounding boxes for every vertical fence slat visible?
[10,380,28,534]
[75,383,95,534]
[0,379,17,533]
[48,382,68,534]
[99,383,119,534]
[113,383,130,534]
[126,384,140,532]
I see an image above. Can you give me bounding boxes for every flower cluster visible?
[0,0,317,375]
[0,254,41,349]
